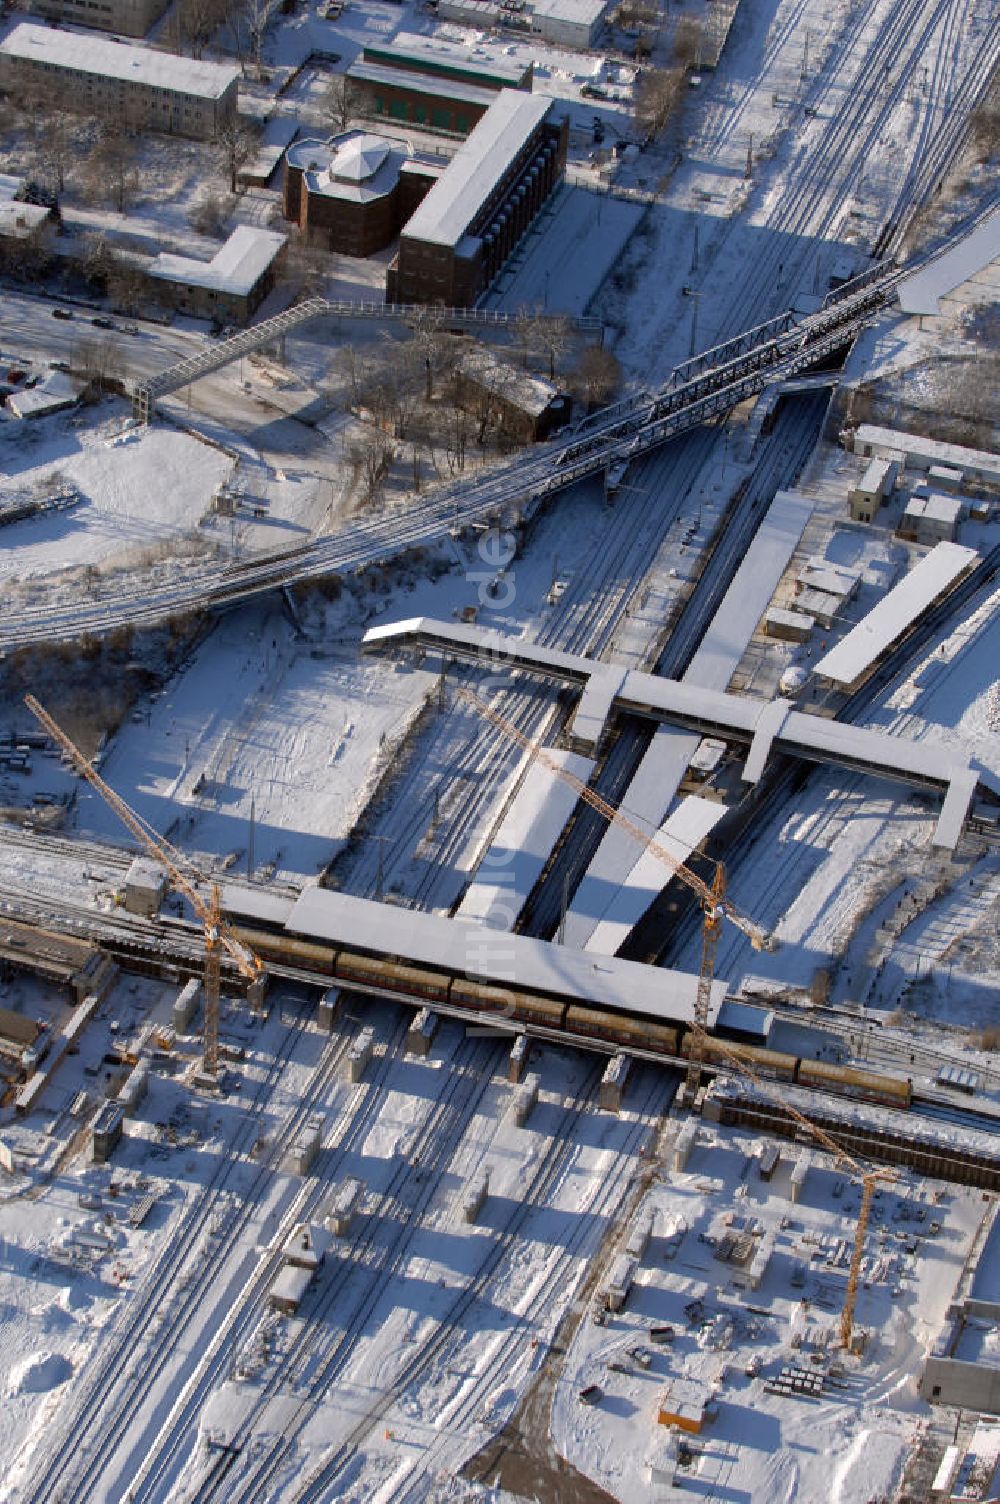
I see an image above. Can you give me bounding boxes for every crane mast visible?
[25,695,263,1079]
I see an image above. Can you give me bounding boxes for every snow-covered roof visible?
[813,542,977,689]
[903,494,963,524]
[562,727,699,950]
[585,797,727,957]
[6,370,82,419]
[401,91,553,250]
[459,347,563,418]
[896,209,1000,316]
[530,0,608,23]
[685,489,813,692]
[0,22,239,99]
[148,226,286,296]
[853,425,1000,484]
[0,199,50,239]
[301,131,408,206]
[457,750,593,930]
[283,885,727,1027]
[365,32,529,86]
[796,559,860,598]
[346,60,498,108]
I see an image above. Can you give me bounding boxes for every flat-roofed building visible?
[362,34,532,92]
[27,0,170,38]
[147,226,286,323]
[387,90,566,307]
[0,23,238,140]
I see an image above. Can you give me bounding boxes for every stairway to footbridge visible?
[129,298,604,422]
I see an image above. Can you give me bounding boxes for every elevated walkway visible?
[364,617,980,849]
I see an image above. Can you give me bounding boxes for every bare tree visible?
[165,0,226,56]
[244,0,270,80]
[970,75,1000,160]
[569,344,621,410]
[673,15,704,71]
[218,115,259,193]
[107,255,148,316]
[38,110,74,195]
[86,122,139,215]
[323,74,363,133]
[280,231,330,296]
[634,65,685,138]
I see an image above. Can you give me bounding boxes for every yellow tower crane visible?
[25,694,265,1078]
[458,684,896,1350]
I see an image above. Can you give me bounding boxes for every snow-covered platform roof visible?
[684,489,814,692]
[0,21,239,98]
[562,726,699,950]
[283,885,726,1026]
[896,210,1000,317]
[456,749,593,931]
[401,91,553,250]
[813,541,978,691]
[363,617,981,849]
[584,797,727,958]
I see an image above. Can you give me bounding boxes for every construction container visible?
[508,1032,529,1083]
[118,1062,149,1117]
[406,1006,439,1057]
[599,1053,630,1113]
[346,1027,374,1083]
[328,1177,365,1236]
[625,1207,654,1261]
[789,1156,809,1203]
[658,1378,710,1433]
[91,1103,124,1164]
[172,978,200,1032]
[601,1253,637,1312]
[288,1115,323,1175]
[317,988,340,1032]
[124,857,167,917]
[673,1120,697,1171]
[508,1072,539,1128]
[759,1143,780,1181]
[459,1167,490,1225]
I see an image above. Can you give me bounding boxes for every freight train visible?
[225,921,913,1111]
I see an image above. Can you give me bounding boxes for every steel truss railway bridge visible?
[5,265,897,653]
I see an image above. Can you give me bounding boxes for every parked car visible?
[92,316,114,330]
[51,307,73,320]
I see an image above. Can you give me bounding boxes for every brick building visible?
[147,226,286,323]
[386,90,566,307]
[346,33,531,138]
[0,23,239,140]
[283,131,443,257]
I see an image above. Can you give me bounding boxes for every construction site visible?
[1,0,1000,1494]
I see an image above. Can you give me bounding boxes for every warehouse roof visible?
[0,21,239,98]
[401,91,553,249]
[813,541,977,689]
[283,885,727,1027]
[149,226,286,296]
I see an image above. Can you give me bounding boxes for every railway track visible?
[127,1008,418,1504]
[18,1013,317,1504]
[187,1032,507,1504]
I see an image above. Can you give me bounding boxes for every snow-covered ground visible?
[551,1117,984,1504]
